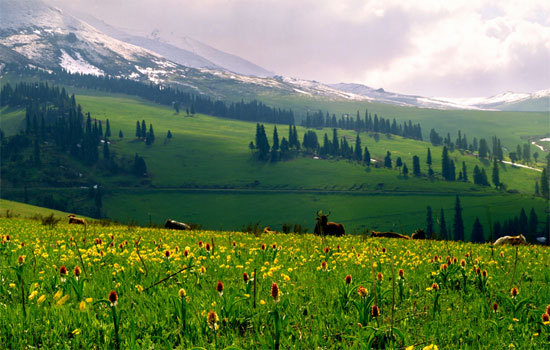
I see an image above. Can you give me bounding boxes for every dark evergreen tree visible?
[449,160,456,181]
[363,146,371,166]
[167,130,172,139]
[426,206,433,238]
[413,155,420,176]
[441,146,450,180]
[453,195,465,241]
[519,208,528,234]
[119,130,123,138]
[354,134,362,161]
[402,163,409,177]
[492,158,500,188]
[535,181,540,196]
[427,148,432,166]
[384,151,392,168]
[440,209,447,240]
[136,121,141,138]
[105,119,111,138]
[479,138,489,158]
[103,140,110,160]
[141,120,146,138]
[471,217,484,243]
[332,128,339,156]
[396,157,403,173]
[541,167,549,199]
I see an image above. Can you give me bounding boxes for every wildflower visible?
[546,305,550,315]
[476,267,481,275]
[28,290,38,300]
[511,287,518,298]
[321,261,327,271]
[108,291,118,306]
[165,250,171,258]
[74,266,81,279]
[18,255,25,265]
[72,329,81,335]
[482,270,487,277]
[205,243,211,252]
[136,285,144,293]
[79,301,86,311]
[37,295,46,304]
[184,249,189,257]
[492,302,498,313]
[377,272,383,281]
[198,241,203,248]
[53,289,63,301]
[460,259,466,267]
[452,257,458,264]
[371,305,380,318]
[216,281,224,296]
[86,298,93,303]
[207,310,219,330]
[500,252,504,258]
[200,266,206,274]
[272,243,277,250]
[271,282,280,302]
[398,269,404,278]
[440,264,448,271]
[9,283,16,288]
[56,294,69,306]
[345,274,352,285]
[261,244,266,250]
[542,313,550,323]
[324,247,330,253]
[381,247,386,253]
[260,299,266,305]
[178,288,186,299]
[243,272,249,284]
[357,286,368,297]
[59,265,67,282]
[232,241,236,247]
[431,283,440,291]
[423,345,439,350]
[434,255,439,262]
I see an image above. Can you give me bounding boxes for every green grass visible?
[0,106,25,136]
[1,217,549,348]
[0,199,91,220]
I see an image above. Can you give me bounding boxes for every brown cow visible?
[314,211,345,236]
[370,231,410,239]
[164,219,191,230]
[411,229,427,240]
[68,214,87,225]
[493,234,527,246]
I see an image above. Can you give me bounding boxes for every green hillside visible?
[1,87,546,235]
[0,199,90,221]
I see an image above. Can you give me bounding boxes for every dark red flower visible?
[216,281,224,295]
[243,272,249,283]
[371,305,380,318]
[59,265,67,276]
[345,275,352,285]
[108,291,118,306]
[271,282,280,302]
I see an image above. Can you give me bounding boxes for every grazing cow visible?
[411,229,427,240]
[263,226,279,234]
[493,234,527,246]
[370,231,410,239]
[164,219,191,230]
[314,211,345,236]
[68,214,87,225]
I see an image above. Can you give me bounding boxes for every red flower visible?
[59,265,67,276]
[108,291,118,306]
[232,241,236,247]
[261,244,266,251]
[216,281,224,296]
[205,243,211,251]
[376,272,383,281]
[482,270,487,277]
[398,269,404,278]
[272,243,277,250]
[184,249,189,257]
[546,305,550,315]
[324,247,330,253]
[511,287,518,297]
[371,305,380,318]
[492,302,498,313]
[74,266,81,277]
[165,250,171,258]
[243,272,249,284]
[271,282,280,302]
[381,247,386,253]
[198,241,203,247]
[18,255,25,265]
[345,275,352,285]
[542,313,550,322]
[321,261,327,270]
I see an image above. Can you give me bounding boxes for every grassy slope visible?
[0,106,25,136]
[0,199,90,220]
[1,91,546,234]
[259,94,550,149]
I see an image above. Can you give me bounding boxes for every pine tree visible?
[453,195,465,241]
[402,163,409,177]
[462,161,468,182]
[396,157,403,173]
[440,209,447,240]
[441,146,450,180]
[119,130,123,138]
[103,140,110,160]
[98,121,103,139]
[427,148,432,166]
[332,128,339,156]
[528,208,538,242]
[449,160,456,181]
[535,181,540,196]
[384,151,392,168]
[479,139,488,158]
[471,217,484,243]
[167,130,172,139]
[105,119,111,138]
[481,168,489,186]
[413,155,420,176]
[141,120,146,138]
[272,126,279,151]
[136,121,141,138]
[492,158,500,188]
[426,206,433,238]
[354,134,362,161]
[363,146,371,166]
[541,167,549,199]
[519,208,528,234]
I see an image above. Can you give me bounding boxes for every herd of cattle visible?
[66,212,528,246]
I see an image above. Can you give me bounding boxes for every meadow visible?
[1,217,549,349]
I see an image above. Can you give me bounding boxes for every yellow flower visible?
[423,345,439,350]
[56,294,69,306]
[53,290,63,301]
[260,299,266,305]
[37,295,47,304]
[136,285,144,293]
[178,288,186,298]
[28,290,38,301]
[79,301,86,311]
[406,346,414,350]
[85,297,93,303]
[72,329,81,335]
[9,283,16,289]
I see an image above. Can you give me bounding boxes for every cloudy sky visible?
[50,0,550,97]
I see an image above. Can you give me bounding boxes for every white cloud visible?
[49,0,550,97]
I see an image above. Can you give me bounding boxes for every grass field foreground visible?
[1,218,549,348]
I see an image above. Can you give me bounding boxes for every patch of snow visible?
[532,142,545,151]
[540,137,550,142]
[502,161,542,172]
[293,88,311,95]
[59,49,104,76]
